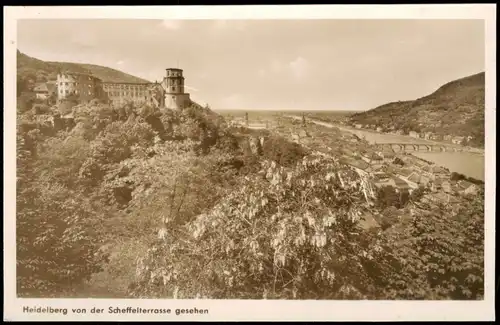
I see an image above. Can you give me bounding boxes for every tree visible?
[393,157,405,166]
[130,155,387,299]
[261,136,308,167]
[17,92,36,113]
[450,172,466,181]
[376,185,401,209]
[16,128,108,296]
[410,186,425,202]
[377,195,484,300]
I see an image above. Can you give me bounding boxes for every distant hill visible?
[17,50,150,87]
[349,72,485,147]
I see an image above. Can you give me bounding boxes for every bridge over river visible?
[373,142,475,153]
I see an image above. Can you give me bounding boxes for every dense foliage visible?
[378,195,484,299]
[16,90,485,300]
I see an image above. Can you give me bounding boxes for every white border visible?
[3,5,496,322]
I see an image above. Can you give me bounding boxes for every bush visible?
[377,185,401,209]
[261,136,308,167]
[450,172,466,181]
[17,92,36,113]
[130,156,384,299]
[17,175,108,296]
[32,103,51,115]
[378,196,484,299]
[393,157,405,166]
[410,186,425,202]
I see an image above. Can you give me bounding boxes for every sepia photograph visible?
[4,4,496,322]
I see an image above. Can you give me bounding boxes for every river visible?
[287,115,485,181]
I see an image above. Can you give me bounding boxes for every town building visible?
[451,136,465,145]
[409,131,419,138]
[424,192,460,205]
[420,175,431,186]
[395,168,413,179]
[33,82,57,100]
[368,163,385,173]
[406,172,421,185]
[380,150,396,161]
[342,157,370,175]
[457,180,479,195]
[360,152,383,164]
[392,176,417,192]
[395,130,404,135]
[33,83,49,99]
[441,180,453,193]
[430,179,442,192]
[423,132,433,140]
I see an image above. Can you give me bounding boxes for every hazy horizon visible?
[18,19,485,111]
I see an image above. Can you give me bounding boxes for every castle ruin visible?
[56,68,192,110]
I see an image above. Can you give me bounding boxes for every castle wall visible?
[102,82,150,107]
[165,93,191,110]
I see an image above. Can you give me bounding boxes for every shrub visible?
[130,155,385,299]
[262,135,308,167]
[17,178,108,296]
[450,172,466,181]
[32,103,51,115]
[410,186,425,202]
[17,92,36,113]
[378,196,484,299]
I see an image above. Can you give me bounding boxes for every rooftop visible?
[407,173,421,184]
[457,180,476,190]
[33,83,48,92]
[102,81,151,85]
[59,70,98,78]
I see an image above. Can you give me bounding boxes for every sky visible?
[17,19,485,111]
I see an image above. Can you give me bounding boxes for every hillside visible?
[17,50,150,85]
[349,72,485,147]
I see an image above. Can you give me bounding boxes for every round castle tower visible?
[162,68,191,110]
